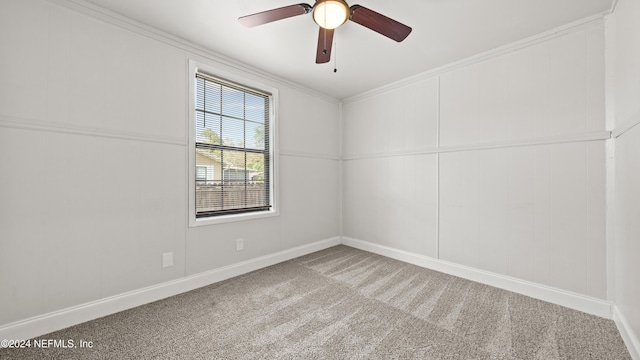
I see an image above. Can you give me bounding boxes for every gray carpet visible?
[0,245,631,359]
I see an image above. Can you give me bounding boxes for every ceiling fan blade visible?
[239,3,312,28]
[316,27,334,64]
[349,5,412,42]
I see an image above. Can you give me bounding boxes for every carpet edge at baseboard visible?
[613,305,640,360]
[340,236,613,319]
[0,236,342,341]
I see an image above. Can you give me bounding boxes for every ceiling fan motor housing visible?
[313,0,350,29]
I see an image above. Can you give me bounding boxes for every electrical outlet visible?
[236,238,244,251]
[162,252,174,268]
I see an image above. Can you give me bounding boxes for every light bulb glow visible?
[313,0,349,29]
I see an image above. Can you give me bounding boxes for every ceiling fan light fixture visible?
[313,0,349,30]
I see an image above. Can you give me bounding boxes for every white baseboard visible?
[613,305,640,359]
[341,236,613,319]
[0,237,341,341]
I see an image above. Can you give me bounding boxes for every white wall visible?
[343,22,607,299]
[0,0,340,328]
[610,0,640,353]
[2,0,634,351]
[342,77,440,257]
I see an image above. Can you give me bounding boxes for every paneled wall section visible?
[610,0,640,347]
[342,23,607,299]
[0,0,341,327]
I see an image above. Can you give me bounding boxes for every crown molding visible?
[608,0,620,15]
[46,0,340,105]
[343,13,606,104]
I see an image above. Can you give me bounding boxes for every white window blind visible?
[194,72,271,217]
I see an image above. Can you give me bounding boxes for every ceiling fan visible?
[238,0,412,64]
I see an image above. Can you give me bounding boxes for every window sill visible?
[189,209,279,227]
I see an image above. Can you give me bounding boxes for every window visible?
[193,72,272,219]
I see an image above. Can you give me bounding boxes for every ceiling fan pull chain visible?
[334,38,337,73]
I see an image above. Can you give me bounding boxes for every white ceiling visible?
[81,0,613,99]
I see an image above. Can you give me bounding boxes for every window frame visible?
[188,60,278,227]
